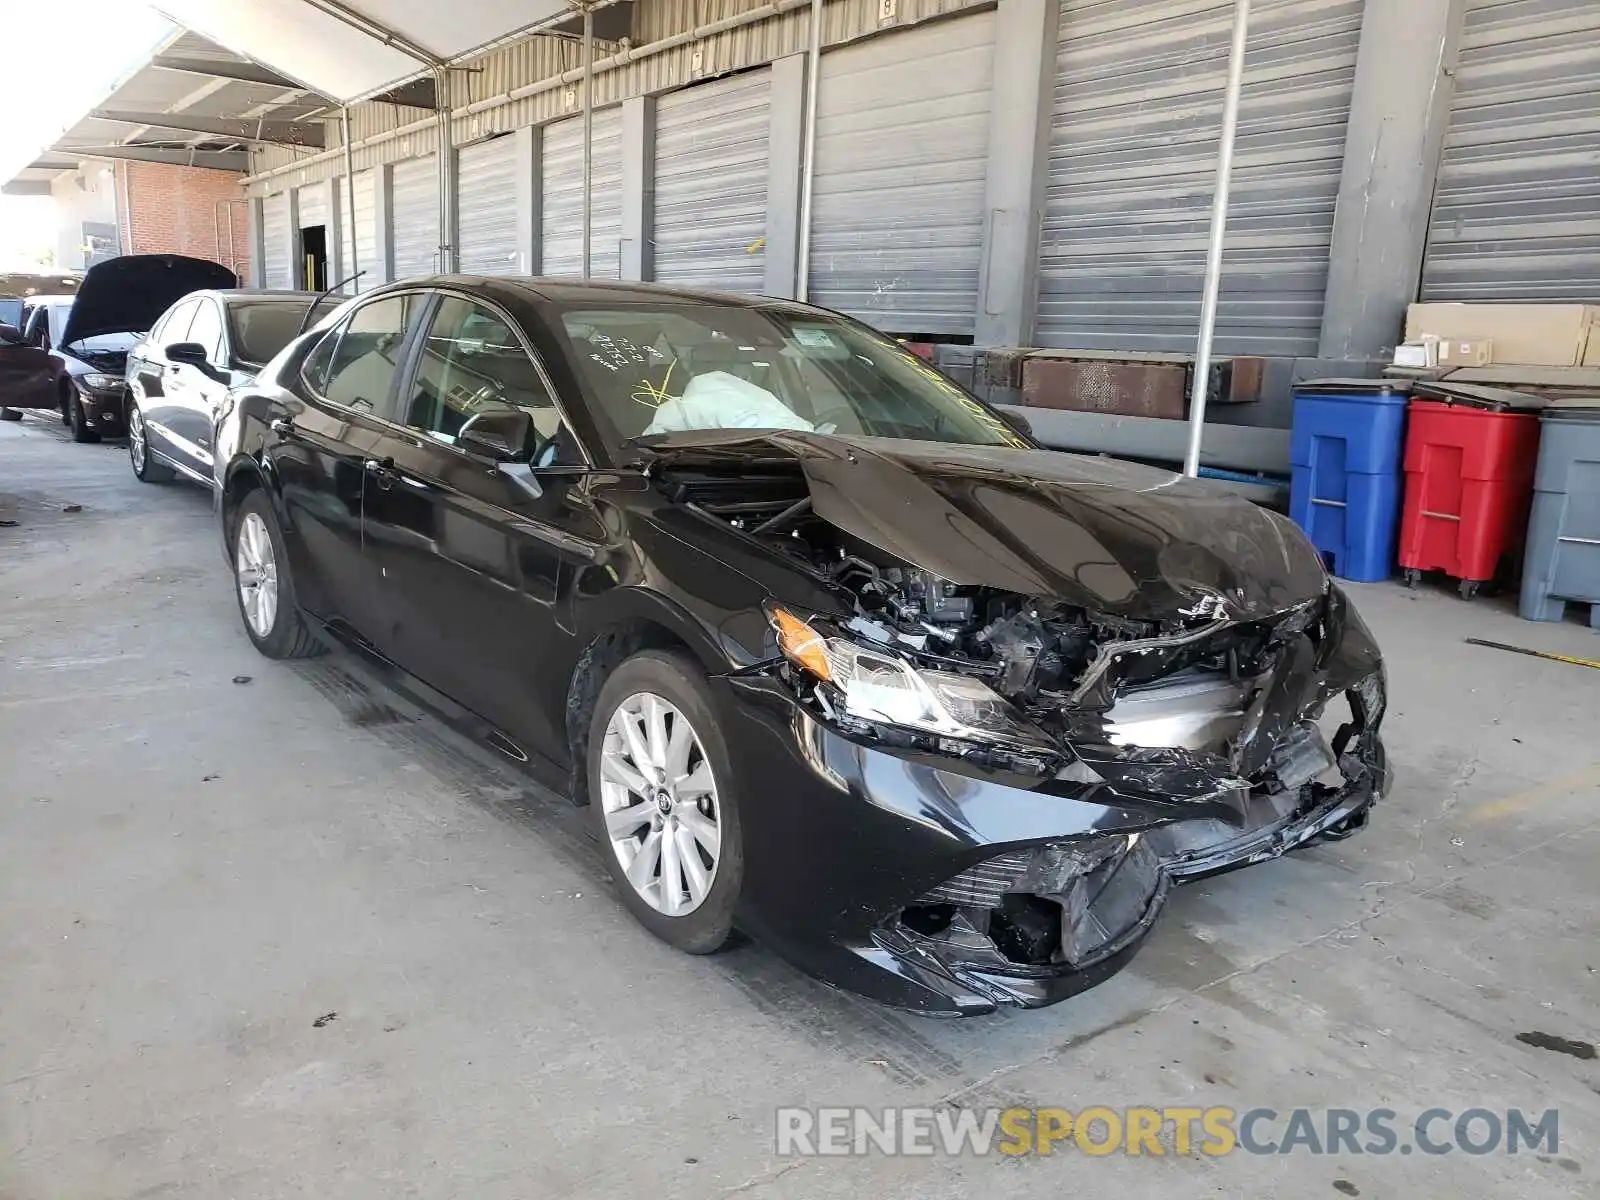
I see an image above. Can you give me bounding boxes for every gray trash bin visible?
[1520,399,1600,628]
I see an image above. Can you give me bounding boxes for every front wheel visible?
[128,402,174,483]
[587,651,743,954]
[66,388,99,444]
[0,407,21,421]
[231,491,323,659]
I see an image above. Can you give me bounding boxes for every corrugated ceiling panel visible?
[1421,0,1600,301]
[1036,0,1362,356]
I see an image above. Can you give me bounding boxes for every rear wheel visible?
[66,386,98,444]
[587,651,743,954]
[231,491,323,659]
[128,402,174,483]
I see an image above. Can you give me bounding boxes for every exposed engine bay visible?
[660,446,1389,987]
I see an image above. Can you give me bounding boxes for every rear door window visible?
[312,294,419,414]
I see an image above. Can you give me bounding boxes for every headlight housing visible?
[81,373,123,391]
[770,607,1056,752]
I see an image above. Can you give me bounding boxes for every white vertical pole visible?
[1183,0,1250,478]
[794,0,823,302]
[581,5,595,279]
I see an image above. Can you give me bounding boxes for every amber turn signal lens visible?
[770,608,832,682]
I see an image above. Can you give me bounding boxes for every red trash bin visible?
[1398,386,1544,598]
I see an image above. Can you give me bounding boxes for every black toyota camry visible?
[213,277,1389,1015]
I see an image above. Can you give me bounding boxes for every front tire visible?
[0,407,21,421]
[128,402,174,483]
[66,387,99,444]
[587,651,743,954]
[231,490,323,659]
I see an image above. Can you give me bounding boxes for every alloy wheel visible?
[128,406,147,472]
[599,691,721,916]
[235,512,280,638]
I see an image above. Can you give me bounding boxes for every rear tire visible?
[230,490,323,660]
[66,387,99,444]
[587,650,743,955]
[0,407,21,421]
[128,402,174,483]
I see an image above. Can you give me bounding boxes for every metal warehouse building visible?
[231,0,1600,380]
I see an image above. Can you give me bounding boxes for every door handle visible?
[364,456,398,489]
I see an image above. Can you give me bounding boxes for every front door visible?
[360,293,605,760]
[161,296,231,476]
[0,329,53,409]
[271,292,421,635]
[131,298,199,463]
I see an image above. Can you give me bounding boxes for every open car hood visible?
[60,254,237,347]
[643,431,1330,621]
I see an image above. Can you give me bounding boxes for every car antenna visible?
[295,270,365,337]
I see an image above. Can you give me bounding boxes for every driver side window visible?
[402,297,563,458]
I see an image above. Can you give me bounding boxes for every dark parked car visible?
[213,277,1390,1015]
[0,255,236,441]
[127,288,338,487]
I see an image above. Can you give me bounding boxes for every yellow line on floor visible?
[1469,765,1600,823]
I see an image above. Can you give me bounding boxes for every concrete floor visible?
[1,412,1596,1200]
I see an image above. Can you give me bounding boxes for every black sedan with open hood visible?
[0,254,235,441]
[213,278,1389,1015]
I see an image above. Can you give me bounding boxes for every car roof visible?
[196,288,330,305]
[26,295,75,307]
[387,275,799,312]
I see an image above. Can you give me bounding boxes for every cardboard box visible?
[1436,337,1494,367]
[1406,303,1600,368]
[1393,335,1441,369]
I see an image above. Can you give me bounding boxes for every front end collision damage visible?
[649,433,1390,1014]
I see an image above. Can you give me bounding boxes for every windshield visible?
[229,299,340,365]
[554,303,1027,457]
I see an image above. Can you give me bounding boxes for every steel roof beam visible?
[91,110,326,148]
[61,146,249,171]
[151,54,314,93]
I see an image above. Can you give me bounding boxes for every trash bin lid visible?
[1293,378,1411,399]
[1411,382,1548,412]
[1540,395,1600,422]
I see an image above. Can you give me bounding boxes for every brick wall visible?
[122,161,251,283]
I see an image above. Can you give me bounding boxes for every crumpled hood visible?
[644,431,1329,621]
[61,254,237,347]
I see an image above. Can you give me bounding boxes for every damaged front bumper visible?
[716,606,1389,1016]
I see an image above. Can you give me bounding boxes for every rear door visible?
[359,292,605,759]
[271,291,424,637]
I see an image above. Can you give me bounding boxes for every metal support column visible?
[434,66,456,274]
[342,106,359,289]
[581,5,595,279]
[1183,0,1249,479]
[794,0,823,302]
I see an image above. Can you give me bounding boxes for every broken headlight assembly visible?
[769,606,1057,755]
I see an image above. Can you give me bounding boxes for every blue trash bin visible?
[1520,400,1600,628]
[1290,380,1410,582]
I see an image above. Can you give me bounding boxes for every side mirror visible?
[166,341,211,367]
[458,408,536,463]
[999,407,1034,439]
[0,323,21,346]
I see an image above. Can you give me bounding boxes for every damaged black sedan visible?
[214,278,1389,1015]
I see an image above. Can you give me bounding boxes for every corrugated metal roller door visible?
[337,171,378,293]
[653,70,771,291]
[457,135,521,275]
[1037,0,1362,356]
[391,156,439,280]
[808,15,994,335]
[541,110,623,278]
[261,192,291,289]
[297,183,327,231]
[1421,0,1600,301]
